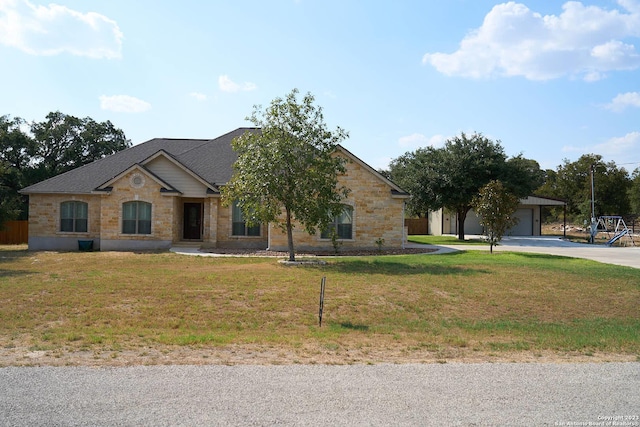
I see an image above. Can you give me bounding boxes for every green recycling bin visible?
[78,240,93,251]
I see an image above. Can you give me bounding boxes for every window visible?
[122,201,152,234]
[60,201,88,232]
[321,205,353,239]
[231,201,260,236]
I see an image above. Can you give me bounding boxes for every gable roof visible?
[21,128,254,195]
[94,163,182,194]
[336,145,409,197]
[21,127,408,198]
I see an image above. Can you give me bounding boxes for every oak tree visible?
[221,89,350,261]
[387,132,540,240]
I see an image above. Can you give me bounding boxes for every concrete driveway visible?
[415,235,640,269]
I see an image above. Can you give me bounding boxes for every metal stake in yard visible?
[318,276,326,327]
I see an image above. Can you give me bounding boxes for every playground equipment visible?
[589,216,636,247]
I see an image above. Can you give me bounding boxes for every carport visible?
[430,196,567,237]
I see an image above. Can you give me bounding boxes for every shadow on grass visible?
[331,321,369,331]
[0,269,33,279]
[0,248,34,278]
[323,259,489,276]
[509,252,574,261]
[0,248,31,263]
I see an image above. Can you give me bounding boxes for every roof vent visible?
[130,173,145,189]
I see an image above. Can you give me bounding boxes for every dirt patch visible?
[0,344,635,367]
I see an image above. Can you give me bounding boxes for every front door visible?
[183,203,202,240]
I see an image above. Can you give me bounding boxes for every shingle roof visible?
[21,128,257,194]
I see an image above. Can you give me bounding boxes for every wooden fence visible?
[405,218,428,235]
[0,220,28,244]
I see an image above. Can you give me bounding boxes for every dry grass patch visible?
[0,246,639,366]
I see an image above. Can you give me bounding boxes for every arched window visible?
[231,200,260,236]
[60,201,88,232]
[122,201,152,234]
[321,205,353,240]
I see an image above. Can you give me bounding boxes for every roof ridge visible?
[175,127,260,157]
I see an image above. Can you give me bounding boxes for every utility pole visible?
[589,163,596,244]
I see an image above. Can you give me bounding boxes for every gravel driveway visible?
[2,363,638,426]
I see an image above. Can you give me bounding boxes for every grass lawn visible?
[1,245,639,366]
[408,235,488,245]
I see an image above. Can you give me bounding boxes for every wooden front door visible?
[183,203,202,240]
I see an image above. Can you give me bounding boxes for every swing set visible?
[587,163,636,247]
[589,216,636,247]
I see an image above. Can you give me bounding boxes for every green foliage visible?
[536,154,632,222]
[0,112,130,221]
[472,180,520,253]
[221,89,350,261]
[0,115,34,223]
[629,167,640,216]
[503,155,545,196]
[330,230,343,254]
[29,111,130,181]
[387,132,542,240]
[0,162,22,226]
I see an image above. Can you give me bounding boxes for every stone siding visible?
[268,157,406,251]
[27,193,101,239]
[99,171,176,250]
[27,151,404,252]
[213,199,268,249]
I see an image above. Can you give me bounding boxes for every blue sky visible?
[1,0,640,172]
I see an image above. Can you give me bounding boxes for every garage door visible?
[507,208,533,236]
[464,210,484,235]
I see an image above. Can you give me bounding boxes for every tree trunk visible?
[457,208,468,241]
[285,207,295,262]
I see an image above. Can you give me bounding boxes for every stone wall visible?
[213,198,268,249]
[268,157,406,251]
[27,193,101,250]
[27,193,101,239]
[26,153,405,252]
[99,170,176,250]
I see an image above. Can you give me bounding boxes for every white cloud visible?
[606,91,640,112]
[562,131,640,155]
[189,92,207,101]
[218,75,257,93]
[593,131,640,154]
[99,95,151,113]
[398,133,446,149]
[422,1,640,81]
[0,0,123,59]
[371,156,393,172]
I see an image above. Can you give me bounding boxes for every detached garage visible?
[428,196,566,237]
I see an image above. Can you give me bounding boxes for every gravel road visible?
[1,363,638,426]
